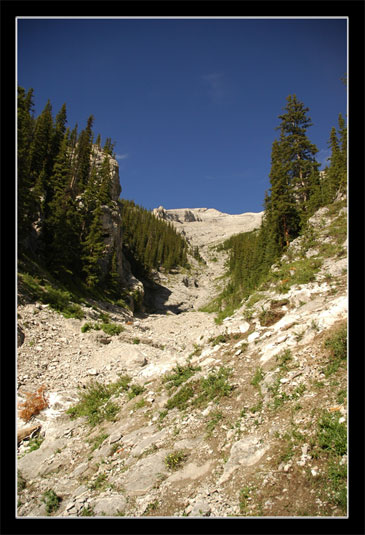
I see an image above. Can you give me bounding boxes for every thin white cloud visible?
[116,153,128,160]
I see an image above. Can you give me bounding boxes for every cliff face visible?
[90,146,144,308]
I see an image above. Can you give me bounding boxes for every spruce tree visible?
[82,205,105,287]
[17,86,36,244]
[45,130,83,277]
[73,115,94,193]
[265,95,319,248]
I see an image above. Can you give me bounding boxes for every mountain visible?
[17,195,347,518]
[152,206,264,247]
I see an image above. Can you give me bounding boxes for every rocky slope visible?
[17,199,347,518]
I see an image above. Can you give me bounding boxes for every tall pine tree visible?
[265,94,320,248]
[17,86,36,245]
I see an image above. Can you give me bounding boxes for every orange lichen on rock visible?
[18,385,49,422]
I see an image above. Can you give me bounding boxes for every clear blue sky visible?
[17,17,347,214]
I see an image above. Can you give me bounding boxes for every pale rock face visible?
[88,146,145,307]
[153,206,264,247]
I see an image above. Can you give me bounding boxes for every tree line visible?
[120,199,188,277]
[216,94,347,311]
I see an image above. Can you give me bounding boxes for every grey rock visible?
[189,500,211,517]
[91,495,127,516]
[122,449,169,495]
[18,438,67,480]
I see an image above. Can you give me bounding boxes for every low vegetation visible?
[66,375,145,426]
[41,489,61,515]
[164,366,234,413]
[165,451,187,471]
[18,385,49,422]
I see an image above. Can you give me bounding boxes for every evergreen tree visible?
[72,115,94,193]
[45,130,83,277]
[17,86,36,244]
[265,95,320,247]
[29,100,54,189]
[98,156,112,205]
[337,113,347,192]
[82,205,105,287]
[103,137,115,156]
[50,103,67,168]
[321,113,347,204]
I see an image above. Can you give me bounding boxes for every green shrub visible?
[206,410,223,435]
[197,366,234,404]
[100,322,123,336]
[317,412,347,457]
[324,325,347,377]
[81,321,124,336]
[42,489,61,514]
[127,383,145,399]
[165,384,195,411]
[165,451,186,470]
[251,367,264,387]
[163,363,201,389]
[66,381,120,426]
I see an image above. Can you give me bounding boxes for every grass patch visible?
[164,366,234,412]
[18,273,84,319]
[206,410,223,436]
[165,384,195,411]
[323,325,347,377]
[127,383,145,400]
[89,473,108,491]
[25,434,44,452]
[195,366,234,406]
[17,471,26,493]
[41,489,61,515]
[315,411,347,511]
[79,505,95,516]
[66,376,133,426]
[276,349,293,371]
[163,362,201,390]
[239,486,254,514]
[251,367,264,387]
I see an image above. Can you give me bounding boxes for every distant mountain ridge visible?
[152,206,264,247]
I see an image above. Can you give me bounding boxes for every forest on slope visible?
[17,87,190,306]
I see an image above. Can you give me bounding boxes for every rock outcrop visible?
[90,146,144,308]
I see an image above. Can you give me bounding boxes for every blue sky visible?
[17,17,347,214]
